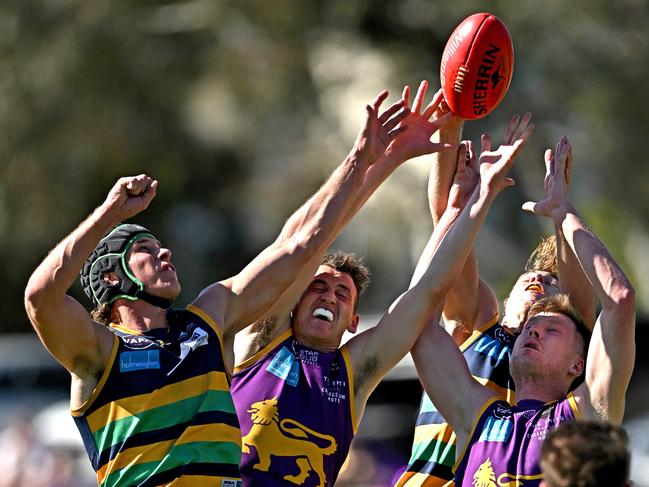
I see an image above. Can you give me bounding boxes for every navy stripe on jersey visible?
[406,459,453,481]
[97,409,240,466]
[139,463,242,487]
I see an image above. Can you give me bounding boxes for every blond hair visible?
[525,236,558,276]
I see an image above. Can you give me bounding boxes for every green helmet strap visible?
[80,223,173,309]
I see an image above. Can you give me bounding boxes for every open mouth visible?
[525,284,544,294]
[160,263,176,272]
[312,307,334,322]
[522,341,539,351]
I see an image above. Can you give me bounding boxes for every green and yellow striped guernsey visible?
[396,316,515,486]
[72,305,242,487]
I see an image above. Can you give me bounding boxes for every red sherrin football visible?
[440,13,514,120]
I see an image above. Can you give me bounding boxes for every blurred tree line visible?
[2,0,648,332]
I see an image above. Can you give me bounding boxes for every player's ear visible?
[102,271,119,287]
[569,356,584,378]
[347,313,360,334]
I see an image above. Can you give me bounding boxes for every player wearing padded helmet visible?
[80,223,174,310]
[24,86,455,487]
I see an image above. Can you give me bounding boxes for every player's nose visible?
[159,247,172,261]
[529,273,544,283]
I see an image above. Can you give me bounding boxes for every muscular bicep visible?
[411,319,495,436]
[25,293,113,378]
[194,240,311,336]
[556,228,598,329]
[574,304,636,423]
[346,288,443,408]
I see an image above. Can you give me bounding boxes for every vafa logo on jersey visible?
[122,335,156,350]
[119,324,209,373]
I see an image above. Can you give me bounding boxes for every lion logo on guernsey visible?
[472,458,544,487]
[242,397,337,486]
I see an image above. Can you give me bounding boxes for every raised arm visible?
[24,175,158,377]
[427,100,464,222]
[231,92,409,359]
[197,83,454,342]
[425,105,484,342]
[523,137,635,423]
[409,140,478,288]
[549,147,598,328]
[348,123,533,425]
[435,114,533,338]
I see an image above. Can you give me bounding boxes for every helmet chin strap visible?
[134,289,173,309]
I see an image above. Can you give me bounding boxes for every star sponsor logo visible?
[297,349,319,365]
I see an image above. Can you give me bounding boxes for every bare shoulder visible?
[28,296,116,380]
[234,316,293,367]
[190,280,231,333]
[77,320,117,376]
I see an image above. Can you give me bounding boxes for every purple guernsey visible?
[231,330,356,486]
[454,393,580,486]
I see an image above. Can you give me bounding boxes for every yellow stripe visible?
[474,376,514,402]
[86,371,230,433]
[459,314,500,352]
[96,423,241,484]
[162,475,242,486]
[452,396,500,473]
[413,423,456,445]
[109,323,143,335]
[185,304,224,343]
[340,345,357,432]
[234,328,293,372]
[396,471,450,487]
[566,391,580,419]
[186,304,233,382]
[97,438,175,485]
[71,335,120,417]
[176,423,241,447]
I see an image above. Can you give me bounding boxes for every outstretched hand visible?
[102,174,158,222]
[477,113,534,196]
[351,90,408,165]
[522,135,573,219]
[386,80,455,162]
[447,140,479,211]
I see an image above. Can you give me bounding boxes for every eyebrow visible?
[311,278,352,294]
[133,238,161,247]
[527,315,570,328]
[336,284,352,295]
